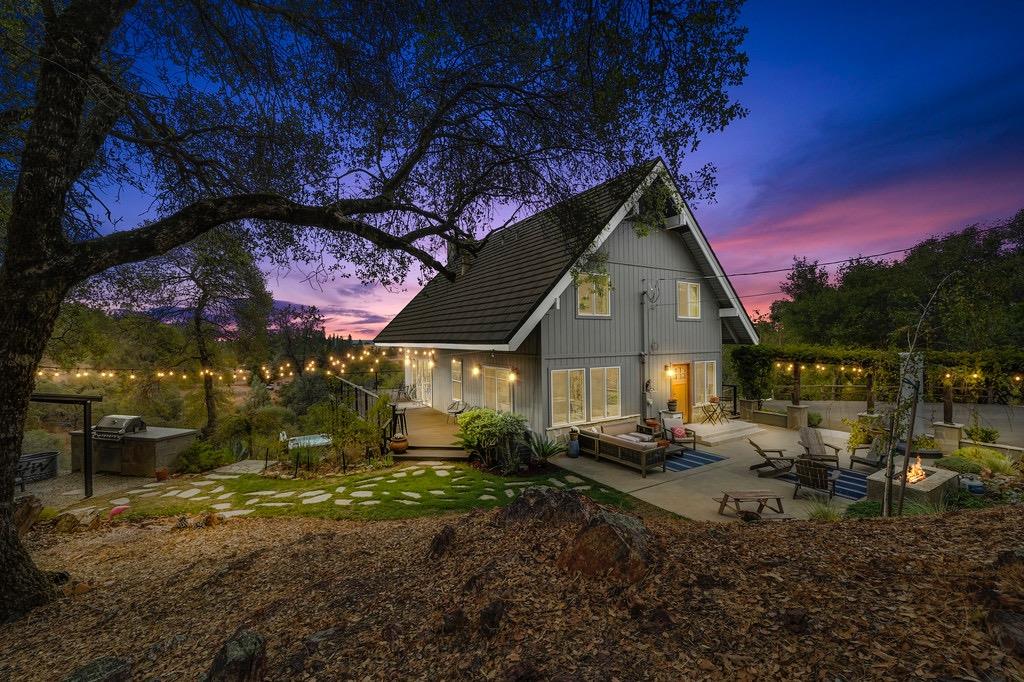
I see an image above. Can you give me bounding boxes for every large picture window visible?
[551,368,585,426]
[589,367,621,420]
[577,274,611,317]
[694,360,717,405]
[676,280,701,319]
[483,366,512,412]
[451,358,463,401]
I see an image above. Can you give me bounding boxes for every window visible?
[589,367,621,420]
[694,360,717,405]
[550,368,585,426]
[676,281,701,319]
[451,358,463,401]
[576,274,611,317]
[483,366,513,412]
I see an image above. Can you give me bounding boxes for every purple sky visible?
[261,2,1024,336]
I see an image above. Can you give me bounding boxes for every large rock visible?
[62,656,131,682]
[556,509,657,584]
[203,628,266,682]
[13,495,42,537]
[428,524,456,558]
[988,609,1024,658]
[497,486,591,525]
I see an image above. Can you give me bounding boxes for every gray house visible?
[374,159,758,436]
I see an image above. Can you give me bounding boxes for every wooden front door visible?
[670,363,691,423]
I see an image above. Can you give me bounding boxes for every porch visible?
[398,404,466,459]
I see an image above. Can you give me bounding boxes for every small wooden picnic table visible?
[715,489,785,517]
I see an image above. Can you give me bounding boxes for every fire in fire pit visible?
[905,454,927,484]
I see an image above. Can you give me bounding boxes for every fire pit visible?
[866,458,960,506]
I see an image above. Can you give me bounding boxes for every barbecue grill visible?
[92,414,147,442]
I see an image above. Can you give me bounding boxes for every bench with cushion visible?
[578,422,666,477]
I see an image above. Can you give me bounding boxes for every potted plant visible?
[667,398,678,413]
[389,433,408,454]
[155,467,169,481]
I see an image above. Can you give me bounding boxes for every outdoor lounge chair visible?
[849,435,890,470]
[798,426,841,465]
[792,459,841,500]
[661,415,697,452]
[747,439,796,478]
[446,400,467,423]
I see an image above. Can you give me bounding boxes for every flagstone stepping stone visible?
[478,494,497,501]
[355,482,377,489]
[298,489,326,497]
[217,492,234,500]
[350,490,374,498]
[218,509,253,518]
[397,499,420,506]
[384,479,397,483]
[453,485,469,489]
[419,461,443,465]
[334,486,346,493]
[411,469,426,476]
[334,498,352,506]
[359,500,380,506]
[177,489,202,499]
[451,476,466,482]
[367,476,384,481]
[401,491,421,499]
[431,464,455,469]
[392,472,408,478]
[382,491,391,495]
[434,470,450,477]
[192,480,216,487]
[272,491,295,498]
[564,475,585,484]
[301,493,331,505]
[139,491,160,498]
[571,485,591,491]
[244,490,276,496]
[210,485,225,494]
[143,482,165,488]
[161,490,181,497]
[504,482,531,486]
[505,489,515,498]
[110,497,131,506]
[546,478,566,488]
[206,473,240,479]
[484,487,494,492]
[193,496,210,501]
[211,503,232,510]
[428,490,445,496]
[259,502,293,507]
[246,498,260,505]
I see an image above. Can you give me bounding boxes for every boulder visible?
[53,508,101,533]
[62,656,130,682]
[203,628,266,682]
[13,495,42,537]
[988,609,1024,657]
[556,510,657,584]
[479,599,508,637]
[428,524,456,558]
[497,486,591,525]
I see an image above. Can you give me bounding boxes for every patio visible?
[553,423,863,521]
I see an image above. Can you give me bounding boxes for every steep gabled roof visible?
[374,159,758,349]
[374,160,661,348]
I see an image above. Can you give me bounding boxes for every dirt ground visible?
[2,504,1022,680]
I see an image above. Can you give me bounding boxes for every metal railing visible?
[331,376,397,456]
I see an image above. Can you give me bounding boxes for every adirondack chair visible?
[792,459,841,500]
[849,435,890,470]
[747,439,796,478]
[798,427,841,465]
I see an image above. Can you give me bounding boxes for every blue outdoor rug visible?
[665,448,726,473]
[778,468,869,501]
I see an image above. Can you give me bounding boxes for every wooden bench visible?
[715,489,785,517]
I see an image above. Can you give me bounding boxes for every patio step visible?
[393,447,469,461]
[689,421,764,445]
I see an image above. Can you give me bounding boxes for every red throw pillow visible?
[671,426,687,439]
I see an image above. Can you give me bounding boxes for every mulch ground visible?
[2,504,1023,680]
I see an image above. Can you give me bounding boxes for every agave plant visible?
[526,432,566,464]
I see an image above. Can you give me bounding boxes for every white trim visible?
[719,307,740,317]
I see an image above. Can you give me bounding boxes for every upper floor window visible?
[577,274,611,317]
[451,358,463,401]
[677,280,700,319]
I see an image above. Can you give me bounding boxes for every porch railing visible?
[331,376,397,456]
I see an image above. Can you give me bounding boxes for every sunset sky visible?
[269,2,1024,337]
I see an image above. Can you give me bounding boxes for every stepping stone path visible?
[434,470,450,477]
[393,472,407,478]
[484,487,494,492]
[110,498,131,506]
[397,500,420,506]
[210,485,225,494]
[334,486,346,493]
[206,472,242,479]
[259,502,292,507]
[453,485,469,489]
[193,496,210,501]
[211,503,232,510]
[217,492,233,500]
[564,475,585,484]
[572,485,591,491]
[504,482,531,487]
[355,482,377,489]
[244,490,276,497]
[139,491,160,498]
[547,478,566,488]
[411,469,425,477]
[218,509,253,518]
[451,476,466,482]
[504,489,515,498]
[428,490,445,496]
[161,490,181,497]
[143,482,165,488]
[478,494,497,501]
[178,488,202,499]
[301,493,331,505]
[272,491,295,498]
[192,480,216,487]
[401,491,421,499]
[334,498,352,506]
[350,491,373,498]
[298,489,326,497]
[359,500,379,506]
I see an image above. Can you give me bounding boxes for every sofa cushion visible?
[603,422,638,436]
[662,416,685,432]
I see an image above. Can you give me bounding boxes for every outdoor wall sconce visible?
[664,365,675,379]
[472,365,480,377]
[508,370,518,382]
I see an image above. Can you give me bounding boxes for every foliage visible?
[727,345,774,401]
[807,501,843,521]
[176,441,233,474]
[526,433,566,465]
[952,446,1015,476]
[21,430,63,455]
[807,412,823,428]
[456,408,529,472]
[912,434,938,450]
[964,410,999,443]
[279,374,330,416]
[841,417,880,453]
[843,500,883,519]
[246,377,271,411]
[214,413,255,460]
[935,456,982,475]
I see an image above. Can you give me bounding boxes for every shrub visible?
[935,455,982,475]
[912,434,939,450]
[842,417,881,453]
[807,412,823,428]
[964,409,999,443]
[952,446,1015,475]
[246,377,271,410]
[807,501,843,521]
[456,408,529,473]
[177,441,232,473]
[21,429,64,455]
[844,500,882,518]
[526,432,565,464]
[279,374,330,415]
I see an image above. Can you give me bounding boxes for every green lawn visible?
[66,462,645,522]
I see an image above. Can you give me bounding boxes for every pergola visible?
[29,392,102,498]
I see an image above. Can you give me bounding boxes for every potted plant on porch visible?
[389,433,408,454]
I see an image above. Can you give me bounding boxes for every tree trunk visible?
[193,303,217,436]
[0,281,68,621]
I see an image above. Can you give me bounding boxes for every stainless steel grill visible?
[92,414,146,442]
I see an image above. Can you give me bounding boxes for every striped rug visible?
[665,448,726,473]
[779,468,869,501]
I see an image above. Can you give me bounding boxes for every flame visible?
[906,454,926,484]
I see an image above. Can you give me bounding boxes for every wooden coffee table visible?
[715,489,785,517]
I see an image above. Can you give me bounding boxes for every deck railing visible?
[331,376,397,455]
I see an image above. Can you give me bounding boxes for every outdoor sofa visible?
[578,422,666,477]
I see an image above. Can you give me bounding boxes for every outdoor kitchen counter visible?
[71,427,199,476]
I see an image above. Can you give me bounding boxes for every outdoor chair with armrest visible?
[747,439,796,478]
[792,459,841,500]
[661,416,697,452]
[798,426,841,465]
[445,400,467,423]
[849,435,890,470]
